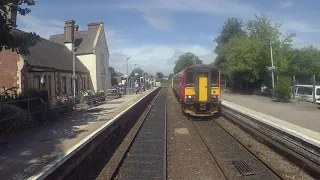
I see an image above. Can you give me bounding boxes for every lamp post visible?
[72,46,78,107]
[126,57,131,95]
[267,39,275,98]
[40,76,45,88]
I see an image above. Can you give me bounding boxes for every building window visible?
[82,77,86,91]
[101,53,104,67]
[62,77,67,93]
[101,77,105,90]
[101,53,105,75]
[33,75,41,89]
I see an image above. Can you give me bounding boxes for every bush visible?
[0,104,36,134]
[21,88,40,98]
[275,77,291,103]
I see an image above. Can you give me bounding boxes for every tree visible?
[0,0,40,55]
[289,46,320,84]
[156,72,164,79]
[222,14,295,92]
[109,67,118,86]
[213,18,246,73]
[115,71,123,77]
[129,67,144,78]
[168,73,174,81]
[173,52,203,74]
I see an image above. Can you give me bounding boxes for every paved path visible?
[222,93,320,133]
[0,90,153,180]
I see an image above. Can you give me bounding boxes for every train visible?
[172,64,221,117]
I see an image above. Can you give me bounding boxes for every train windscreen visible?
[186,71,194,87]
[211,69,219,87]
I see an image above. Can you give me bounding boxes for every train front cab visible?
[182,67,221,117]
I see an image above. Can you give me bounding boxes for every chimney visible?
[5,3,18,27]
[74,24,79,32]
[87,22,103,30]
[64,20,75,43]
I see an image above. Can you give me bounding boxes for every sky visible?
[16,0,320,75]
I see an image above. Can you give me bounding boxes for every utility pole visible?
[126,57,130,95]
[72,46,77,107]
[193,57,196,65]
[270,41,275,98]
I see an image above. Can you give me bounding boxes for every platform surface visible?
[222,93,320,133]
[0,89,154,180]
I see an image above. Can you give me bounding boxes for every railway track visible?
[222,106,320,178]
[189,116,285,180]
[108,88,167,180]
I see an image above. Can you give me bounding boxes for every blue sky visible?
[16,0,320,75]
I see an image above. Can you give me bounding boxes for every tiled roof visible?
[49,30,98,55]
[12,29,89,73]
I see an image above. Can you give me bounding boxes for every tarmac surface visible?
[222,92,320,133]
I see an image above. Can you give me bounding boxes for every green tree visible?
[213,18,246,73]
[109,67,118,86]
[223,14,295,92]
[129,67,144,78]
[0,0,40,55]
[173,52,203,74]
[156,72,164,79]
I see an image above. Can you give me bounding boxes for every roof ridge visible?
[50,29,98,37]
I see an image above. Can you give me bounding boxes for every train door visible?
[198,72,208,102]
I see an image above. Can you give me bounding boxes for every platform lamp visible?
[126,57,131,95]
[40,76,45,89]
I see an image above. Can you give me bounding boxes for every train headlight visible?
[211,95,219,101]
[186,95,194,101]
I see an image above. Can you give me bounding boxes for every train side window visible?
[186,71,194,87]
[211,69,219,87]
[316,88,320,95]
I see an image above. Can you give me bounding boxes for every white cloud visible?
[104,29,130,47]
[119,0,259,30]
[278,1,293,9]
[120,0,258,18]
[17,15,63,38]
[109,44,215,75]
[17,14,129,50]
[281,20,320,33]
[143,13,173,31]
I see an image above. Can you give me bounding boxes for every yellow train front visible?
[172,64,221,117]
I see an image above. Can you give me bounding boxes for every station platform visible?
[0,89,155,180]
[222,93,320,133]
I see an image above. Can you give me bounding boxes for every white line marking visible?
[27,88,159,180]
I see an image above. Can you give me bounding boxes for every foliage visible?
[156,72,164,79]
[109,67,118,86]
[0,0,40,55]
[0,86,18,100]
[20,88,40,98]
[215,13,301,93]
[54,94,73,107]
[173,52,203,74]
[214,18,246,74]
[129,67,144,77]
[275,77,291,102]
[0,104,36,134]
